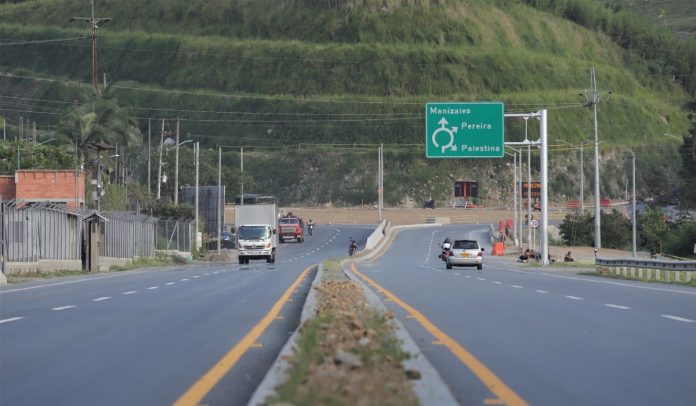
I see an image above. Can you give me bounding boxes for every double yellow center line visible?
[351,264,528,406]
[174,266,312,406]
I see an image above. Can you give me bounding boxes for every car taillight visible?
[477,251,482,257]
[448,251,453,257]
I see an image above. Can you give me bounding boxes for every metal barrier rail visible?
[596,258,696,272]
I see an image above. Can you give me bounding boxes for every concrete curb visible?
[342,222,459,406]
[246,263,322,406]
[342,263,459,406]
[248,223,456,406]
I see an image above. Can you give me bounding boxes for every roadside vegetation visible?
[559,205,696,258]
[266,260,418,405]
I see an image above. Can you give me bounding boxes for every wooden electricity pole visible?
[70,0,111,95]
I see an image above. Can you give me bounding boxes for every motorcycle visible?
[348,238,357,256]
[439,245,450,261]
[307,223,314,236]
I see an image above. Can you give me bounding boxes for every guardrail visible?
[596,258,696,283]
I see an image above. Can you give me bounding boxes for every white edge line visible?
[0,317,25,324]
[498,267,696,296]
[661,314,695,323]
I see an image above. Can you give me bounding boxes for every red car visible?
[278,216,304,243]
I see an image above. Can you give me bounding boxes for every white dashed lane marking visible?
[52,305,76,311]
[493,281,502,285]
[605,304,630,310]
[93,297,110,302]
[661,314,695,323]
[122,291,137,295]
[566,296,583,300]
[535,290,549,294]
[180,278,189,282]
[166,282,175,286]
[0,317,24,324]
[477,278,486,281]
[147,286,159,290]
[511,285,523,289]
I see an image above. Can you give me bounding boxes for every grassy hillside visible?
[598,0,696,39]
[0,0,693,206]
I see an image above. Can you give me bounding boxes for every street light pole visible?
[591,66,602,249]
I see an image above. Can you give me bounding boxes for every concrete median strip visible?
[249,222,458,406]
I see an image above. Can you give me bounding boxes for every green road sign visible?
[425,102,504,158]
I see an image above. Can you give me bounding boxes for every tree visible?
[638,206,670,253]
[677,112,696,207]
[559,211,594,246]
[55,88,142,168]
[601,209,631,249]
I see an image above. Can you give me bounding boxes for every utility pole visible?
[580,141,584,212]
[590,67,602,249]
[147,118,151,196]
[157,119,164,200]
[218,147,222,254]
[174,118,180,205]
[240,147,244,205]
[194,142,199,251]
[632,151,637,258]
[70,0,111,96]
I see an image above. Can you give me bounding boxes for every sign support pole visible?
[504,110,548,265]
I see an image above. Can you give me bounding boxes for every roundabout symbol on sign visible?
[530,219,539,229]
[431,117,458,154]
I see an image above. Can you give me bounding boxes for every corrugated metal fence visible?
[2,201,81,262]
[1,201,192,267]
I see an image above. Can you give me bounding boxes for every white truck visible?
[234,204,278,264]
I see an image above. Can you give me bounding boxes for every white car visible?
[446,239,484,270]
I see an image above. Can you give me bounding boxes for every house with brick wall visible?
[0,170,86,210]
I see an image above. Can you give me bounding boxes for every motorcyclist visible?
[348,237,357,256]
[307,219,314,235]
[439,237,452,260]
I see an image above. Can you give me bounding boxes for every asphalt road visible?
[0,224,374,406]
[355,224,696,406]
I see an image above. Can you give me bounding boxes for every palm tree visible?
[55,87,142,169]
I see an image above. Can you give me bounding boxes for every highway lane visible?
[0,224,374,406]
[354,224,696,406]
